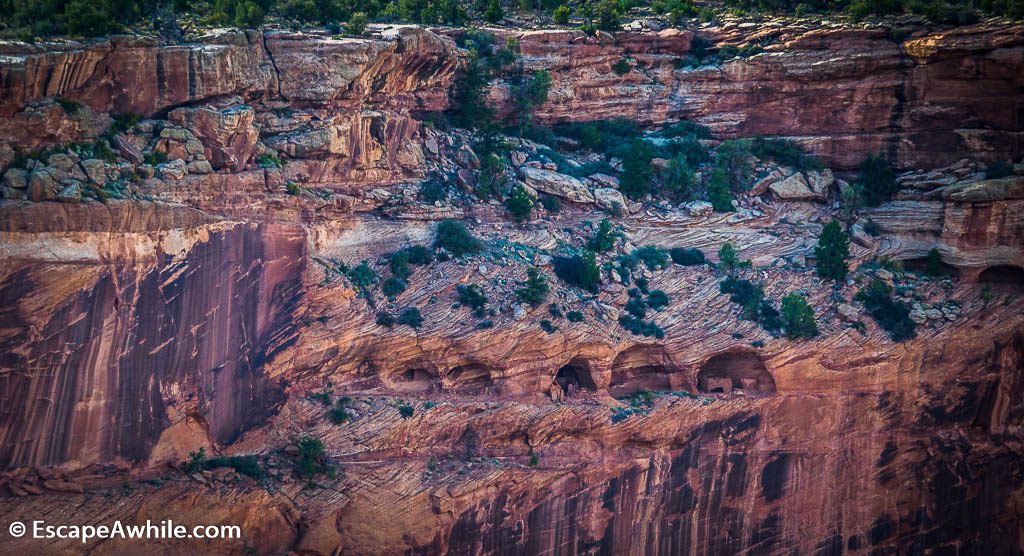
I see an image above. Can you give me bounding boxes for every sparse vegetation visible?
[293,435,331,483]
[815,221,850,282]
[516,267,551,307]
[553,251,601,292]
[506,184,534,222]
[855,279,917,342]
[671,247,705,266]
[434,219,484,257]
[397,307,424,329]
[780,293,818,339]
[457,284,489,317]
[588,219,620,253]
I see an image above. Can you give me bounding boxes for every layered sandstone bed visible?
[0,19,1023,556]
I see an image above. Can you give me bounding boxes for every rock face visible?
[0,203,304,467]
[497,24,1024,169]
[1,25,1022,172]
[0,20,1023,556]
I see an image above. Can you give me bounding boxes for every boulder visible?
[80,159,107,186]
[187,160,214,174]
[168,105,258,171]
[518,166,595,204]
[593,188,626,212]
[683,200,714,217]
[28,169,58,201]
[837,303,860,322]
[111,134,144,164]
[156,159,188,180]
[587,173,619,189]
[55,181,82,203]
[2,168,28,189]
[768,172,816,200]
[805,169,835,198]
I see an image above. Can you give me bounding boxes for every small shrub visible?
[434,219,484,257]
[553,5,571,23]
[285,181,301,195]
[397,307,424,329]
[327,397,353,424]
[612,58,631,75]
[855,154,898,207]
[403,245,434,265]
[256,153,283,168]
[567,310,584,322]
[815,221,850,282]
[718,242,739,270]
[382,276,408,297]
[457,284,488,317]
[625,297,647,319]
[418,178,449,204]
[398,403,415,419]
[516,267,550,307]
[390,250,412,280]
[506,184,534,222]
[707,168,734,212]
[347,261,379,292]
[588,219,620,253]
[529,453,539,466]
[671,247,705,266]
[540,319,557,334]
[855,279,917,342]
[483,0,503,22]
[347,11,368,34]
[548,304,563,318]
[205,455,264,479]
[619,139,654,199]
[539,195,562,213]
[293,436,330,481]
[553,251,601,292]
[376,312,395,327]
[618,315,665,338]
[720,277,764,322]
[780,293,818,340]
[182,448,207,474]
[636,245,670,270]
[647,290,669,310]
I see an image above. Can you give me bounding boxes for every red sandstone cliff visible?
[0,19,1022,556]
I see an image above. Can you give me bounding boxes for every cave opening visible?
[390,368,434,393]
[608,346,681,397]
[697,351,776,395]
[899,256,961,279]
[977,265,1024,285]
[555,359,597,396]
[446,364,495,394]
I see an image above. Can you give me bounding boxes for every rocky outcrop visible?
[0,202,305,467]
[498,24,1024,169]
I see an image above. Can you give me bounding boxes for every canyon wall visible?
[0,20,1023,556]
[1,24,1022,172]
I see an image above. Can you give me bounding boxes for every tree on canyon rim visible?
[815,220,850,282]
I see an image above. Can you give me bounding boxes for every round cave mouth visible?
[390,368,434,393]
[446,364,495,394]
[978,265,1024,285]
[555,359,597,397]
[608,347,683,397]
[697,352,776,395]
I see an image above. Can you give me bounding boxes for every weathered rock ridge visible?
[1,23,1022,173]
